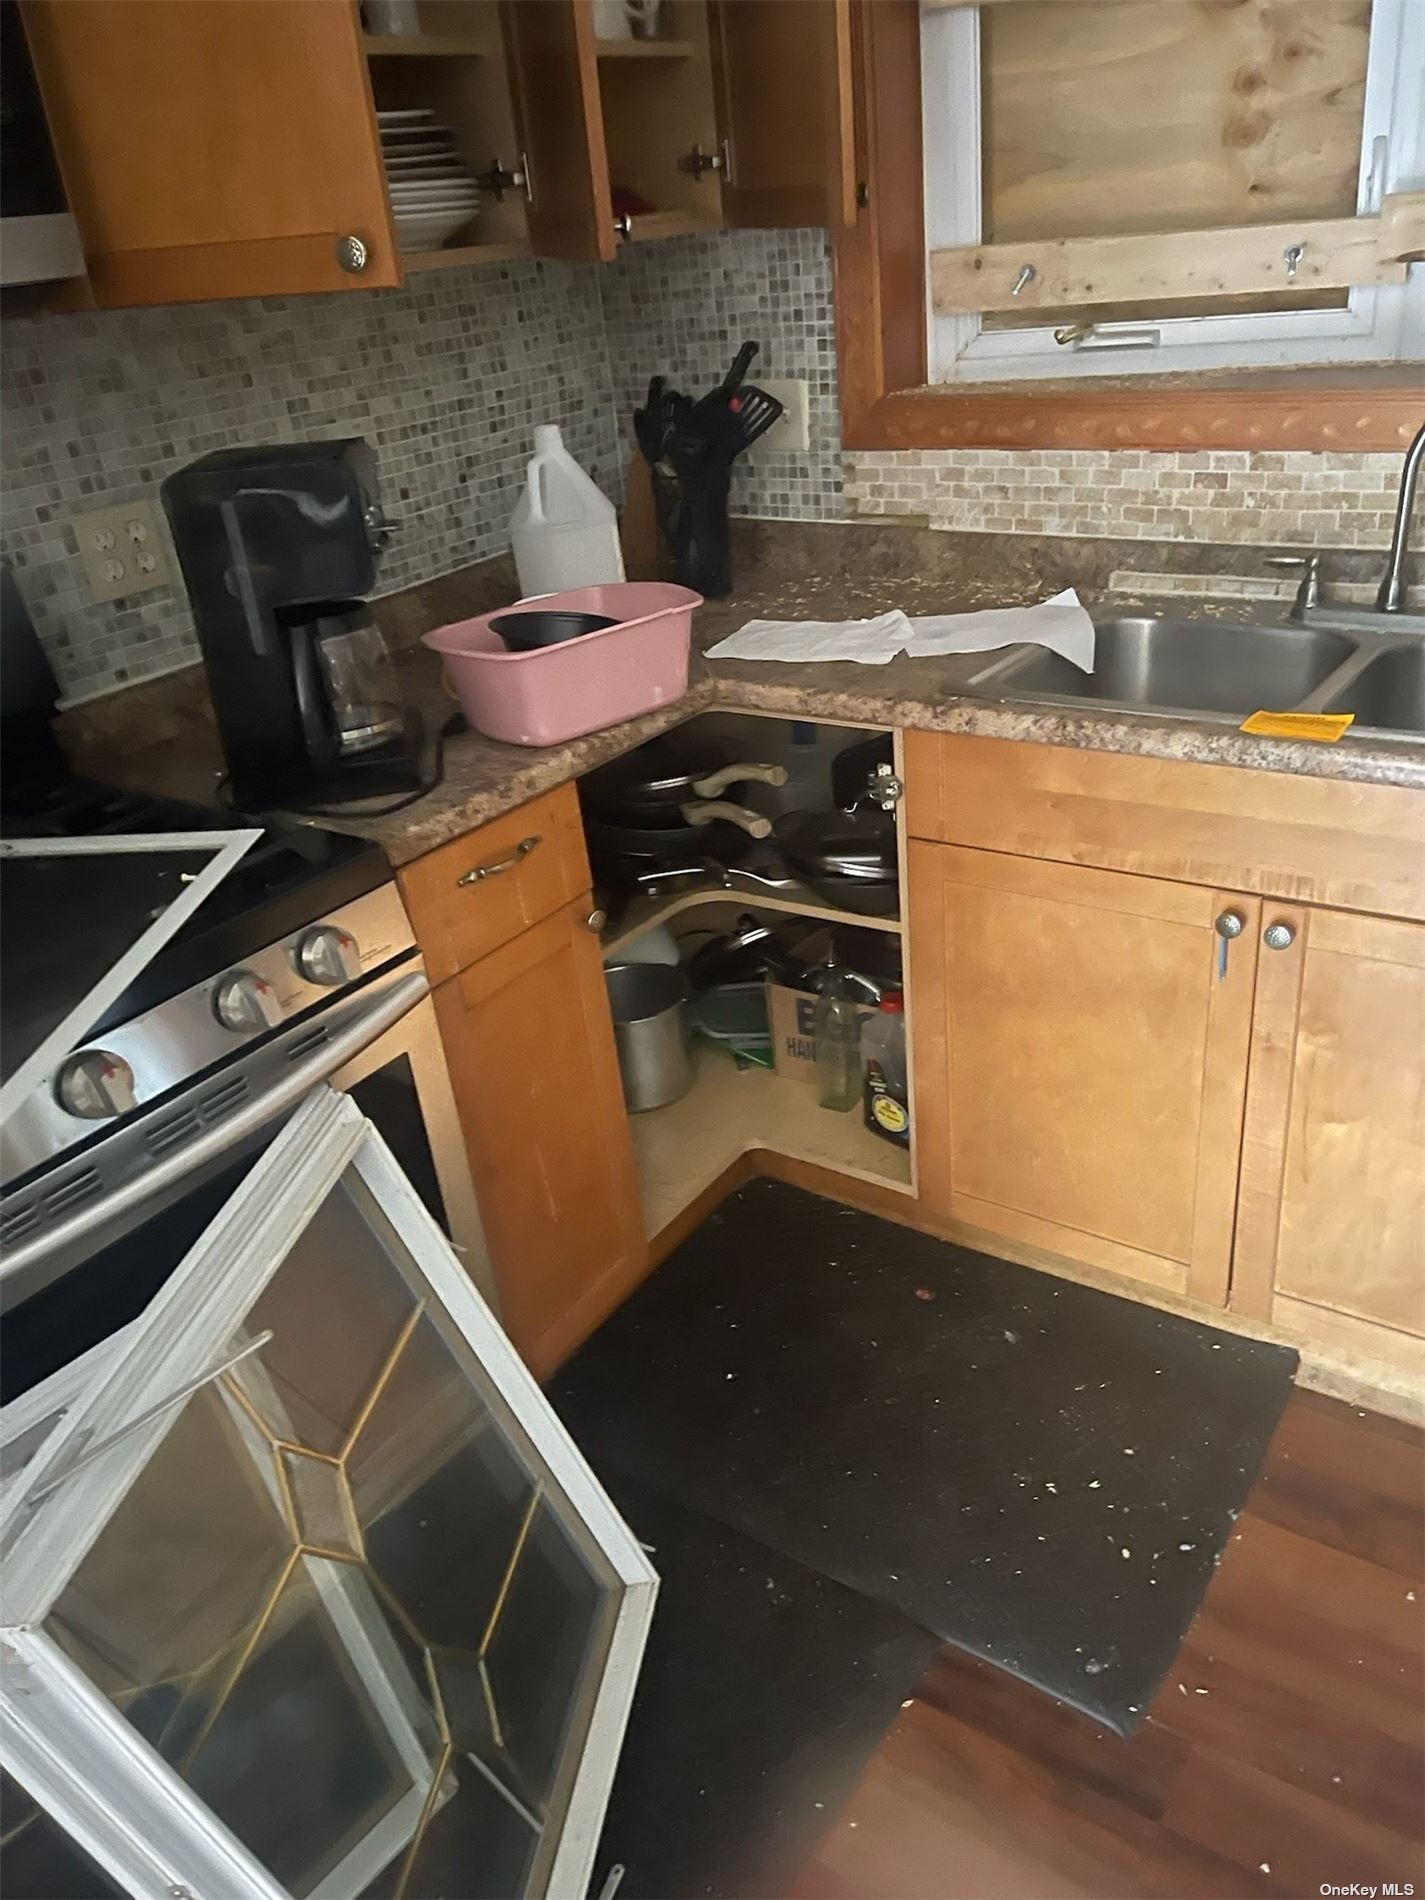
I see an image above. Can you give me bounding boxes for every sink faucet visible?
[1266,551,1321,621]
[1377,419,1425,614]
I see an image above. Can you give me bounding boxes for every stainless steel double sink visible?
[965,614,1425,740]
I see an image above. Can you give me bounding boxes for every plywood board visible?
[979,0,1371,245]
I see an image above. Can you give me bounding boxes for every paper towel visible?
[704,590,1094,671]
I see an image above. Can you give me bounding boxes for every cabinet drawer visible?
[903,730,1425,922]
[398,784,592,986]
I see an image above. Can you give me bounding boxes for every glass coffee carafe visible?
[294,602,406,757]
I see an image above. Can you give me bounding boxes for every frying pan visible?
[771,807,900,917]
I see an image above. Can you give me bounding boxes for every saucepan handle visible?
[680,800,773,839]
[688,762,789,799]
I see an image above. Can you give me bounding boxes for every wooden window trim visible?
[835,0,1424,455]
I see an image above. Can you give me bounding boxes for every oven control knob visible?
[295,926,362,987]
[54,1051,137,1120]
[214,970,284,1033]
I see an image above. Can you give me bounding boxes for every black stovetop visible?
[0,776,390,1082]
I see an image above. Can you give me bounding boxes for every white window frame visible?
[0,828,262,1124]
[923,0,1425,382]
[0,1086,657,1900]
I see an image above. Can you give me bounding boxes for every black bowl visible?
[490,609,620,652]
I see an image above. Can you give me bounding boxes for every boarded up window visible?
[978,0,1371,328]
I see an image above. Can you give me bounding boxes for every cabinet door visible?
[502,0,617,261]
[433,896,646,1376]
[711,0,856,227]
[1233,905,1425,1364]
[22,0,399,306]
[910,841,1259,1302]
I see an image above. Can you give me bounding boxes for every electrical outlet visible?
[71,501,172,604]
[750,378,811,455]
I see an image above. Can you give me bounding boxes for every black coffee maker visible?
[162,440,422,810]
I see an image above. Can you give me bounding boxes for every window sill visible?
[841,367,1425,455]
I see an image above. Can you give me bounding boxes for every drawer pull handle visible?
[457,835,542,886]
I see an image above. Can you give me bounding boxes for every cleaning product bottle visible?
[862,990,910,1146]
[814,955,864,1113]
[511,425,625,597]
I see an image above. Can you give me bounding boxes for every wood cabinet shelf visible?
[361,32,492,57]
[401,237,531,272]
[595,37,697,59]
[603,876,902,959]
[632,1043,913,1242]
[621,208,723,242]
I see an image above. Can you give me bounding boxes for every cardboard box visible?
[766,979,877,1087]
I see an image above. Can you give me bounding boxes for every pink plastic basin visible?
[424,581,701,748]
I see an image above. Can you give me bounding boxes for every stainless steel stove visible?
[0,778,484,1393]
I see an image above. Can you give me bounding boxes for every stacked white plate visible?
[378,108,480,251]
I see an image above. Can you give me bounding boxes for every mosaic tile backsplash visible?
[599,226,844,521]
[1,221,1410,701]
[1,229,843,702]
[1,261,619,700]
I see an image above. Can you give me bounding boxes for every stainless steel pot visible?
[604,962,693,1112]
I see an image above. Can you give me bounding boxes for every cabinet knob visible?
[613,213,633,240]
[585,908,608,933]
[336,234,370,274]
[1263,921,1297,951]
[1214,910,1246,941]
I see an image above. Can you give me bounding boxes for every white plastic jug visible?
[511,425,625,597]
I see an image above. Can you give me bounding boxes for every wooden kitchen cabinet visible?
[24,0,851,304]
[22,0,400,306]
[904,730,1425,1392]
[509,0,854,261]
[397,783,592,988]
[1233,905,1425,1371]
[432,895,646,1380]
[909,840,1260,1305]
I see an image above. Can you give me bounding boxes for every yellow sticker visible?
[871,1095,910,1136]
[1239,710,1356,743]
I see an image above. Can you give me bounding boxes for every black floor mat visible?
[590,1470,939,1900]
[553,1179,1297,1734]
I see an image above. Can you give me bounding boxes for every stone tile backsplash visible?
[1,220,1409,702]
[2,261,619,700]
[841,448,1408,550]
[599,226,845,521]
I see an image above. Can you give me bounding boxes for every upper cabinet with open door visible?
[21,0,402,306]
[711,0,856,231]
[0,1088,656,1899]
[509,0,855,261]
[22,0,853,302]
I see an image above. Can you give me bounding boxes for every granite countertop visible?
[64,520,1425,868]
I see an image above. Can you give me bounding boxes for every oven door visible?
[0,1088,655,1899]
[1,969,496,1403]
[334,990,495,1314]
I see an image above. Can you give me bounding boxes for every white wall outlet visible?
[71,500,173,604]
[751,378,811,455]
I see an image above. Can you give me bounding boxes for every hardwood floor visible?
[789,1390,1425,1900]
